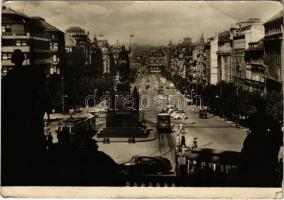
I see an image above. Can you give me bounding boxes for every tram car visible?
[156,112,171,133]
[57,114,96,142]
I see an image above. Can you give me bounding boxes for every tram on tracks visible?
[156,112,171,133]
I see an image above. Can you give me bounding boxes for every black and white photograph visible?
[1,0,283,198]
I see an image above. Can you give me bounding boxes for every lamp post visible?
[215,94,219,114]
[61,76,65,113]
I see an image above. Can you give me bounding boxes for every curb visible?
[95,136,157,143]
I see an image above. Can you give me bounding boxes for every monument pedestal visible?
[98,83,148,138]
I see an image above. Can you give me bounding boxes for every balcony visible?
[2,46,30,52]
[2,59,30,66]
[34,58,51,65]
[265,28,282,37]
[216,50,231,55]
[2,32,31,39]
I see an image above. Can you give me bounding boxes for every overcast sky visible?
[4,1,282,45]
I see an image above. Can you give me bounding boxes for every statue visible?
[117,45,130,82]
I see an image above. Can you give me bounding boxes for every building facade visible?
[30,17,65,76]
[263,11,283,92]
[217,30,232,83]
[145,50,166,73]
[205,35,219,85]
[245,40,265,93]
[1,6,51,76]
[231,18,264,89]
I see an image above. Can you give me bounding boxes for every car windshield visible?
[130,156,137,162]
[175,110,184,113]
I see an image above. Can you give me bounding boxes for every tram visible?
[156,112,171,133]
[177,148,241,178]
[57,113,96,142]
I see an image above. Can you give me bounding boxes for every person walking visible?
[181,133,186,148]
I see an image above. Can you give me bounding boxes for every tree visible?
[267,91,283,124]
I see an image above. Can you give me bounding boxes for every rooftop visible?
[264,10,284,24]
[2,6,29,19]
[66,26,86,34]
[31,17,63,33]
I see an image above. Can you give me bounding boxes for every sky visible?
[3,1,283,46]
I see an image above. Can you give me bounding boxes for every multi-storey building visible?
[1,6,51,76]
[245,40,265,93]
[145,50,166,73]
[168,46,191,79]
[217,30,233,83]
[190,44,204,84]
[30,17,65,76]
[65,27,92,67]
[205,35,219,85]
[263,11,283,92]
[65,27,87,75]
[196,44,207,85]
[231,18,264,89]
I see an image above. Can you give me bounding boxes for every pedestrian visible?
[192,137,198,149]
[240,98,283,186]
[181,133,186,148]
[179,155,187,177]
[176,134,181,147]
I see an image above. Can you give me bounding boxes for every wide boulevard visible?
[97,73,250,173]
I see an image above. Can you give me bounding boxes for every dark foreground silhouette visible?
[239,98,283,187]
[2,50,121,186]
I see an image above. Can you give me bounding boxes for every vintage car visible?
[120,156,172,175]
[199,109,208,119]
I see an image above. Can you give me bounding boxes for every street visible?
[98,73,249,172]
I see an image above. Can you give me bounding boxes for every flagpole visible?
[129,33,132,50]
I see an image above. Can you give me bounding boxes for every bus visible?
[157,113,171,133]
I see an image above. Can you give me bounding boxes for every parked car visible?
[199,109,208,119]
[186,98,193,105]
[167,108,174,114]
[120,156,172,175]
[171,110,187,120]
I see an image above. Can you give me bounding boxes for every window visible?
[2,53,8,60]
[16,40,21,46]
[21,40,27,46]
[2,26,5,32]
[52,55,57,62]
[2,68,8,75]
[5,24,11,32]
[2,39,15,46]
[50,67,54,75]
[53,43,58,50]
[141,157,153,162]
